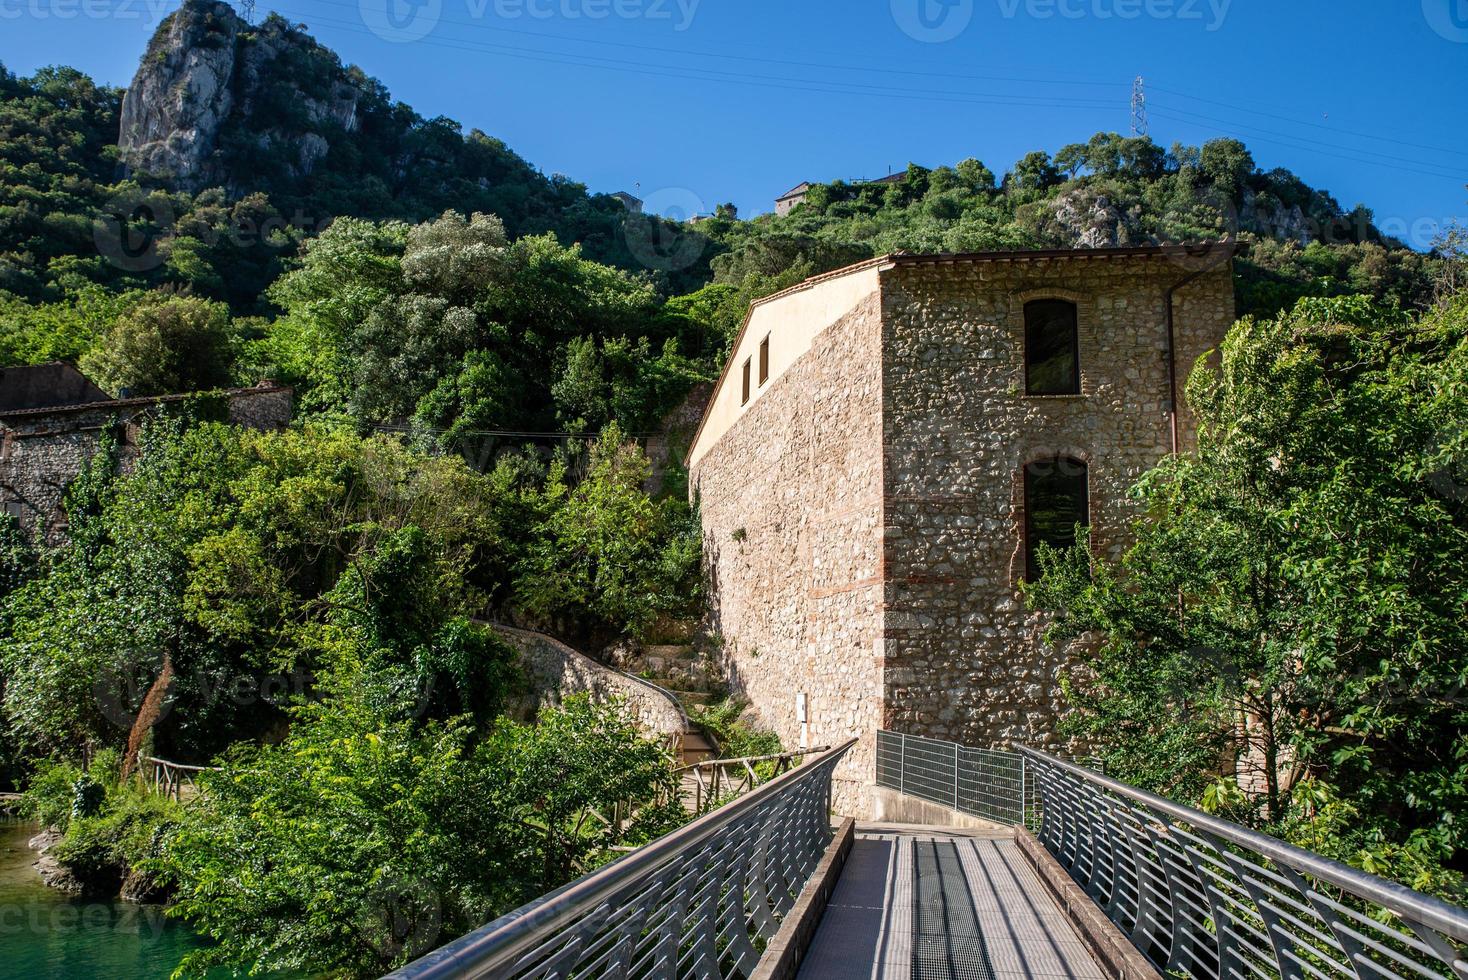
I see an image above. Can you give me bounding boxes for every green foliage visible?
[0,512,37,600]
[79,293,236,396]
[511,426,704,643]
[19,749,177,897]
[1,421,519,760]
[0,286,143,366]
[159,688,678,978]
[53,781,179,896]
[20,758,88,831]
[699,134,1441,322]
[689,697,782,760]
[1025,293,1468,899]
[260,209,716,442]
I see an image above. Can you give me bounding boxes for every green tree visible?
[1026,294,1468,897]
[513,425,702,642]
[160,688,679,978]
[79,294,235,396]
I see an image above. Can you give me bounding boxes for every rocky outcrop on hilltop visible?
[118,0,364,191]
[1044,187,1142,248]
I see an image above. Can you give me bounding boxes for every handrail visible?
[671,746,827,776]
[1022,747,1468,980]
[139,755,214,773]
[1021,747,1468,944]
[385,738,856,979]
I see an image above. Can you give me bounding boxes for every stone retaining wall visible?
[495,624,688,739]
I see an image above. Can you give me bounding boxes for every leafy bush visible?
[20,760,85,831]
[52,784,179,895]
[511,425,704,643]
[690,697,782,761]
[160,684,681,978]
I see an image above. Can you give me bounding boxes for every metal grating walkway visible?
[797,827,1106,980]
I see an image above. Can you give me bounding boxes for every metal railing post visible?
[898,732,906,794]
[952,741,960,809]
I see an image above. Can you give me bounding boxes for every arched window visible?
[1024,456,1088,579]
[1024,299,1080,395]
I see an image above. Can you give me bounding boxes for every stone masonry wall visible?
[691,292,886,815]
[878,255,1236,751]
[495,624,688,739]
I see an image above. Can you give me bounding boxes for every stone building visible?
[774,182,814,217]
[0,364,293,543]
[686,245,1236,814]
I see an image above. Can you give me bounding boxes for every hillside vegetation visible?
[0,2,1464,969]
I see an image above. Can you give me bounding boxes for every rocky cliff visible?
[118,0,364,191]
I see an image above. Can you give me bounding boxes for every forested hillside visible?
[0,2,1464,969]
[1,0,1460,447]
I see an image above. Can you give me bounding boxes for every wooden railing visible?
[136,753,217,801]
[674,746,828,813]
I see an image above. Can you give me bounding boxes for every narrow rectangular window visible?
[759,334,770,385]
[741,358,751,405]
[1025,299,1081,395]
[1024,457,1089,580]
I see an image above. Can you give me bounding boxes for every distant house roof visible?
[0,381,293,421]
[0,363,111,413]
[776,182,813,202]
[863,172,907,186]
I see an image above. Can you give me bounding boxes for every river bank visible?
[0,818,205,979]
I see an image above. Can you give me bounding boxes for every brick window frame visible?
[1007,287,1095,398]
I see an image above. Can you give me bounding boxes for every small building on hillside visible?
[0,364,293,543]
[612,191,644,214]
[774,182,813,216]
[686,244,1237,814]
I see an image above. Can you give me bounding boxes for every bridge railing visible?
[1022,747,1468,980]
[383,738,856,980]
[874,729,1036,825]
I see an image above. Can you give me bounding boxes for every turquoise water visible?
[0,819,206,979]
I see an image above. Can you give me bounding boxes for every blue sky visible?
[3,0,1465,247]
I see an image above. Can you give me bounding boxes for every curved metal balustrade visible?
[384,739,855,980]
[1021,748,1468,980]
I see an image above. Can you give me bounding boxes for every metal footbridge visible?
[386,733,1468,980]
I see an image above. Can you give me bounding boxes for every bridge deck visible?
[798,825,1105,980]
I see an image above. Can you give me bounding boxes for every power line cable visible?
[265,5,1122,111]
[1149,108,1465,183]
[1149,82,1468,160]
